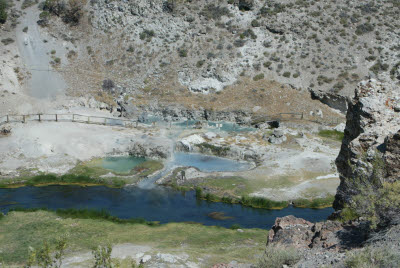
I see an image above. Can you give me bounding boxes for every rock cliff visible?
[334,79,400,210]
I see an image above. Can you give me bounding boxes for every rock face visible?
[309,88,348,113]
[334,79,400,210]
[268,216,368,251]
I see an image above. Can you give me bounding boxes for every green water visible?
[101,156,146,173]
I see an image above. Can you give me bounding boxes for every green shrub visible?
[39,11,50,20]
[345,247,400,268]
[200,4,232,20]
[283,71,291,78]
[263,61,272,68]
[369,61,389,74]
[253,73,265,81]
[177,47,188,57]
[195,187,203,198]
[1,37,14,45]
[0,0,6,24]
[230,224,241,230]
[240,196,288,209]
[332,81,345,93]
[139,29,155,41]
[257,245,301,268]
[293,195,335,208]
[355,23,374,35]
[196,60,205,68]
[21,0,36,9]
[251,19,260,27]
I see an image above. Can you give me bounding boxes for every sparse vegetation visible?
[195,143,230,157]
[0,0,6,24]
[1,37,14,45]
[257,245,301,268]
[292,195,335,209]
[139,29,155,41]
[42,0,84,25]
[0,210,267,265]
[200,4,231,20]
[253,73,265,81]
[345,247,400,268]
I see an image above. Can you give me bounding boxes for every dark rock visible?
[384,130,400,181]
[237,0,254,11]
[268,216,367,251]
[309,88,348,113]
[102,79,115,93]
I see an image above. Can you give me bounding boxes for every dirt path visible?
[15,4,67,98]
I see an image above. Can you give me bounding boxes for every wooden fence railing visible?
[0,113,138,128]
[0,112,342,129]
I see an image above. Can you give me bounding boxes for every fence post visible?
[38,114,41,122]
[23,115,26,123]
[6,115,9,123]
[301,112,304,119]
[56,114,58,122]
[72,114,75,122]
[88,116,90,124]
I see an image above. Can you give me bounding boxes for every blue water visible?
[101,156,146,173]
[174,120,255,132]
[0,186,333,229]
[172,153,252,172]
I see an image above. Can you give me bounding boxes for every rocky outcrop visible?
[384,130,400,181]
[268,216,368,251]
[119,102,252,125]
[267,129,287,144]
[309,88,348,113]
[334,79,400,210]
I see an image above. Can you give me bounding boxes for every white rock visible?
[204,132,217,139]
[157,253,177,263]
[180,134,205,151]
[334,123,346,132]
[141,255,151,263]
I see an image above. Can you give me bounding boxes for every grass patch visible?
[0,174,126,188]
[0,210,267,265]
[167,174,331,209]
[9,207,156,225]
[195,143,230,157]
[133,160,164,178]
[318,129,344,141]
[240,195,288,209]
[292,195,335,209]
